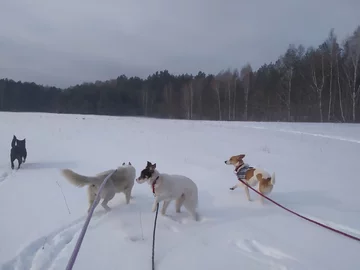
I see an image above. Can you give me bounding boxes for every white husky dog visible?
[61,162,136,213]
[136,161,200,221]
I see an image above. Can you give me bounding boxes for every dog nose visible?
[224,160,227,163]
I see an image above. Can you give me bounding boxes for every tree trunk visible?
[216,84,222,121]
[232,78,237,120]
[328,56,333,121]
[189,81,193,120]
[287,68,293,122]
[311,54,325,122]
[142,87,148,116]
[244,89,248,121]
[336,54,345,122]
[352,64,358,122]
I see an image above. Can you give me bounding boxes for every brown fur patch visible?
[227,153,275,202]
[244,168,255,180]
[245,170,273,190]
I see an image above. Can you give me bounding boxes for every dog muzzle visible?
[136,177,147,183]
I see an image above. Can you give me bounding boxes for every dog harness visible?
[234,163,252,180]
[152,176,159,196]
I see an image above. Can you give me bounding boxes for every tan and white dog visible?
[224,154,275,204]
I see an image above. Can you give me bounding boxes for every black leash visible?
[152,202,159,270]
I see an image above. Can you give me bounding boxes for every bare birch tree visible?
[309,47,326,122]
[182,83,190,119]
[212,74,223,120]
[240,63,252,121]
[276,45,302,122]
[346,26,360,122]
[188,80,194,119]
[326,29,337,121]
[336,48,346,122]
[232,69,239,120]
[142,85,149,116]
[163,83,173,118]
[194,72,205,119]
[218,69,233,120]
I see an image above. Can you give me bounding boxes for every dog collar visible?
[234,163,245,173]
[152,176,160,195]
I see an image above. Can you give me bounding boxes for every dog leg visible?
[101,199,111,212]
[17,158,22,169]
[260,194,265,205]
[124,189,132,204]
[88,197,100,213]
[183,200,199,221]
[87,188,100,213]
[244,186,251,201]
[11,159,14,169]
[230,184,238,190]
[161,200,171,215]
[152,200,158,212]
[175,194,185,213]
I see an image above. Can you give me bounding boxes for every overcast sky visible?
[0,0,359,88]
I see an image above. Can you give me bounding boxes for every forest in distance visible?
[0,25,360,123]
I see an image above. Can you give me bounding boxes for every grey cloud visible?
[0,0,359,88]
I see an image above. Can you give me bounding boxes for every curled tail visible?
[61,169,98,187]
[271,172,276,185]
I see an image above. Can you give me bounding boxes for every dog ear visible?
[147,161,152,167]
[148,163,156,171]
[122,162,125,165]
[238,154,245,160]
[128,162,132,165]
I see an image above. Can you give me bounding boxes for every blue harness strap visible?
[235,164,253,180]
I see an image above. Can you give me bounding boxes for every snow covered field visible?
[0,112,360,270]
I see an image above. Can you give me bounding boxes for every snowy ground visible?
[0,112,360,270]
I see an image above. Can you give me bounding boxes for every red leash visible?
[237,178,360,243]
[152,176,159,195]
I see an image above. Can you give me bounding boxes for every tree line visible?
[1,26,360,122]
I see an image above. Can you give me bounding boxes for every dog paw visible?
[103,206,112,212]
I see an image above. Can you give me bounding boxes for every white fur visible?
[235,168,271,188]
[61,163,136,213]
[226,159,275,203]
[136,169,199,221]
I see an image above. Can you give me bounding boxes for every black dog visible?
[10,135,27,169]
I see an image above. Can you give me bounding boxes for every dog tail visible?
[61,169,98,187]
[270,172,276,185]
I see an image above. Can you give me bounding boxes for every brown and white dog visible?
[224,154,275,204]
